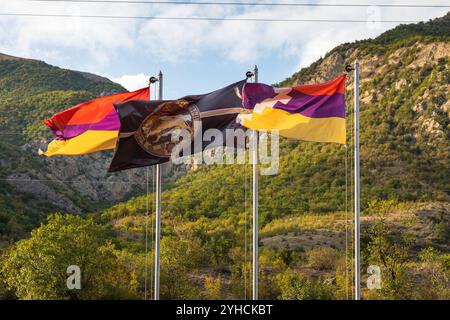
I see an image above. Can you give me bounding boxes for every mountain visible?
[0,57,186,243]
[110,13,450,223]
[90,13,449,299]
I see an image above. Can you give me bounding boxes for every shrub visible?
[365,199,400,216]
[202,274,223,300]
[0,214,138,299]
[160,236,204,299]
[275,271,335,300]
[307,247,340,271]
[416,248,450,299]
[364,217,415,299]
[435,220,450,242]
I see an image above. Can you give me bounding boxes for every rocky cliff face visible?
[5,140,186,213]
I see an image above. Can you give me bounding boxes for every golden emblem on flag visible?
[134,99,201,157]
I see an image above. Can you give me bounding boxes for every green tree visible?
[364,213,415,299]
[0,214,137,299]
[160,236,203,299]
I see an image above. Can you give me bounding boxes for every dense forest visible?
[0,13,449,299]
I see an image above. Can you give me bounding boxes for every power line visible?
[23,0,450,9]
[0,13,424,23]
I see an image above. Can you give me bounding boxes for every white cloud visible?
[0,0,448,77]
[112,73,150,91]
[135,0,449,67]
[0,0,141,70]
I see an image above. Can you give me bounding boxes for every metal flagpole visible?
[353,60,361,300]
[154,71,163,300]
[144,77,153,300]
[252,65,259,300]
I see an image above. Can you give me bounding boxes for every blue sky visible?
[0,0,448,98]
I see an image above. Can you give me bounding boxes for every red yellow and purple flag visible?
[237,75,346,144]
[39,87,150,156]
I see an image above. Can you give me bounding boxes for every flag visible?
[108,80,246,172]
[39,87,150,156]
[237,75,346,144]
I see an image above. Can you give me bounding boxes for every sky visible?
[0,0,448,98]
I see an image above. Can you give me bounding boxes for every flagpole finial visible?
[149,76,159,84]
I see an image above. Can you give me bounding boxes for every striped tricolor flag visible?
[237,75,346,144]
[40,87,150,156]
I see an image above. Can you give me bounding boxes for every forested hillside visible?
[0,56,150,243]
[124,12,450,223]
[0,13,449,300]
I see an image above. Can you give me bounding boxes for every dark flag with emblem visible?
[108,80,247,172]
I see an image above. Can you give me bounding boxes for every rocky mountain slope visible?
[1,13,449,242]
[135,13,449,224]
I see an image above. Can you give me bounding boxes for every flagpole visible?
[353,59,361,300]
[154,71,163,300]
[145,76,155,301]
[252,65,259,301]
